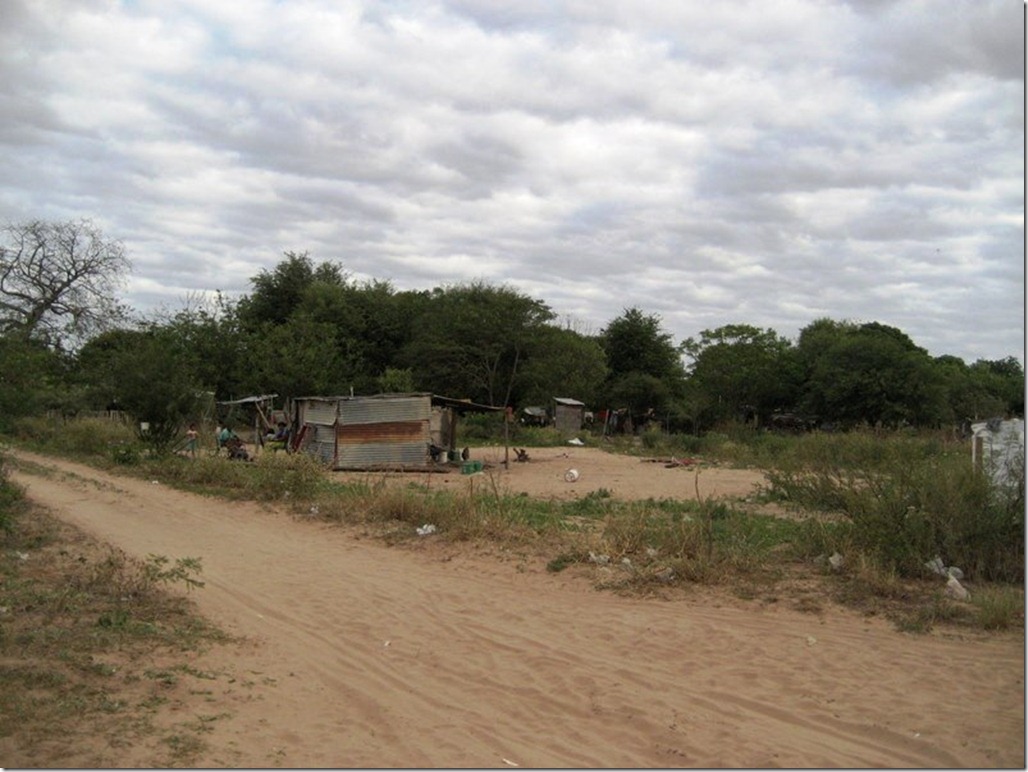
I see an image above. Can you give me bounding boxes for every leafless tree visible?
[0,219,131,348]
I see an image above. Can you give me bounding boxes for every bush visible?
[0,452,26,536]
[12,415,135,457]
[765,436,1023,582]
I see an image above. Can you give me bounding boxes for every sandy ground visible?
[7,448,1025,768]
[341,445,771,505]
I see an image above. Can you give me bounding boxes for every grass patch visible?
[0,458,238,768]
[6,417,1024,636]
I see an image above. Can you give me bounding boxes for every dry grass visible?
[0,502,242,768]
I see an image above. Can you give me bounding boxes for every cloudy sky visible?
[0,0,1023,363]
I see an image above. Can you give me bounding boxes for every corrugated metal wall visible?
[334,395,432,468]
[308,423,336,465]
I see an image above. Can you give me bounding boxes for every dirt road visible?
[9,450,1024,768]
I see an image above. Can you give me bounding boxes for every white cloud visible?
[0,0,1021,363]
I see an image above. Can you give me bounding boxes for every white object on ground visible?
[945,575,970,601]
[564,468,579,482]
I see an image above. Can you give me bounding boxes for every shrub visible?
[765,436,1023,582]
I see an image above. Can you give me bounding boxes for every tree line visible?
[1,219,1023,439]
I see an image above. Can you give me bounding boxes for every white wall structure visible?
[971,418,1025,492]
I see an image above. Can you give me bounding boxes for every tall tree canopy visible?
[598,308,684,417]
[399,282,554,405]
[682,324,799,427]
[799,321,946,427]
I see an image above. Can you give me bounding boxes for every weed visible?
[971,585,1025,631]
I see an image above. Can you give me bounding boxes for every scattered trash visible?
[151,480,159,485]
[664,456,697,468]
[308,505,320,517]
[416,524,437,536]
[501,759,519,767]
[588,551,609,565]
[925,556,964,580]
[567,437,584,446]
[383,640,391,647]
[564,469,580,482]
[806,635,818,646]
[828,552,845,571]
[945,575,970,601]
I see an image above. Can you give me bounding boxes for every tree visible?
[399,282,554,405]
[0,219,130,348]
[969,357,1025,416]
[600,307,683,382]
[596,308,685,422]
[235,251,347,329]
[514,325,608,407]
[240,318,344,400]
[682,324,799,427]
[0,337,67,428]
[800,321,946,427]
[80,327,204,452]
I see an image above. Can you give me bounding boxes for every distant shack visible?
[293,392,502,470]
[553,397,587,434]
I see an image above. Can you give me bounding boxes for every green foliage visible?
[0,452,26,535]
[683,323,800,428]
[86,329,203,453]
[0,338,69,429]
[971,585,1025,631]
[798,321,947,427]
[515,325,607,408]
[601,307,683,382]
[399,281,555,405]
[141,554,205,592]
[765,436,1024,582]
[378,367,415,393]
[12,415,135,458]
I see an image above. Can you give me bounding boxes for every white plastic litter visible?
[588,551,610,565]
[567,438,584,446]
[828,552,845,570]
[564,468,580,482]
[416,524,437,536]
[945,575,970,601]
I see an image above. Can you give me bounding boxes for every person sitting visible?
[266,422,290,453]
[224,435,250,461]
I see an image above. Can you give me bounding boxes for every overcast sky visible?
[0,0,1023,363]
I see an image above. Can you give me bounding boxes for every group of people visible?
[176,421,291,460]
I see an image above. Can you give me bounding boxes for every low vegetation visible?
[2,415,1023,764]
[0,452,237,767]
[7,415,1025,639]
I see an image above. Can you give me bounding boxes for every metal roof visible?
[216,394,278,405]
[294,392,502,414]
[553,397,586,407]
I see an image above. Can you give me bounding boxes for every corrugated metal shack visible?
[293,393,502,471]
[553,397,586,434]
